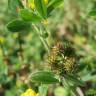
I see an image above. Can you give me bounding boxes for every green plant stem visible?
[76,87,84,96]
[0,43,11,65]
[33,25,50,53]
[18,33,24,61]
[0,43,6,57]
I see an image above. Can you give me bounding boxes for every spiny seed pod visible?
[48,42,77,75]
[62,57,76,74]
[48,42,64,70]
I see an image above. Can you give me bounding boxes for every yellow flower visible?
[20,89,39,96]
[28,0,35,10]
[28,0,48,9]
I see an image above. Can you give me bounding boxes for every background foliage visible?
[0,0,96,96]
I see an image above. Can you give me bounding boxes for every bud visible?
[28,0,35,10]
[28,0,49,10]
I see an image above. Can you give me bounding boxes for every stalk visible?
[33,25,50,53]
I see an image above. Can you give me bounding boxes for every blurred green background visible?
[0,0,96,96]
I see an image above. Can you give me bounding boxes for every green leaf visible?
[65,75,85,86]
[5,91,13,96]
[77,64,87,72]
[54,87,71,96]
[31,71,59,84]
[47,0,63,15]
[7,19,31,32]
[34,0,47,18]
[82,74,96,82]
[47,6,54,16]
[19,9,42,23]
[89,10,96,20]
[48,0,63,8]
[39,85,48,96]
[8,0,23,12]
[86,89,96,95]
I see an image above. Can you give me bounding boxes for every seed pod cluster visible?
[48,42,77,75]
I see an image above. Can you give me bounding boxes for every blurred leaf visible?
[86,88,96,95]
[41,32,49,38]
[39,85,48,96]
[65,75,85,86]
[89,10,96,16]
[8,0,23,12]
[77,63,87,72]
[47,6,54,16]
[34,0,47,18]
[48,0,63,8]
[7,19,31,32]
[82,74,96,82]
[31,71,59,84]
[19,9,42,23]
[5,90,13,96]
[47,0,63,16]
[89,10,96,19]
[54,87,71,96]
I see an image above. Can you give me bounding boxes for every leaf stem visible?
[33,25,50,53]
